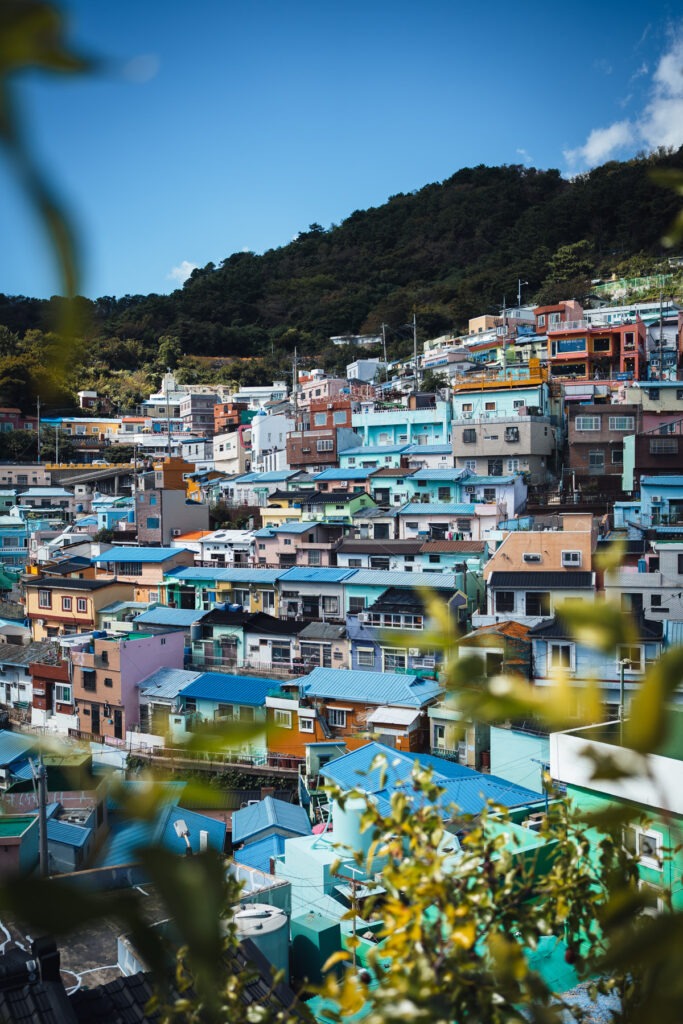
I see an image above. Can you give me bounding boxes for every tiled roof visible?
[313,468,375,479]
[232,796,311,845]
[179,673,279,706]
[405,444,453,455]
[465,621,530,640]
[298,621,346,641]
[24,577,115,590]
[368,467,416,477]
[488,571,594,588]
[340,445,410,456]
[301,667,443,707]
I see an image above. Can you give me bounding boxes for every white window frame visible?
[575,416,601,431]
[383,648,407,672]
[617,644,645,674]
[623,825,663,871]
[609,416,635,431]
[561,550,582,567]
[55,684,72,704]
[76,598,87,613]
[274,709,292,729]
[549,642,574,671]
[328,707,347,727]
[298,717,314,733]
[38,589,52,609]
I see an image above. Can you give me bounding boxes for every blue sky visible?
[1,0,682,300]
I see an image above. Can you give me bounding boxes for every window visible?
[327,707,348,728]
[349,597,365,614]
[146,517,160,529]
[618,645,645,672]
[283,538,291,545]
[463,429,476,444]
[437,487,451,501]
[348,558,362,568]
[506,459,520,472]
[609,416,635,431]
[428,554,440,564]
[484,401,496,411]
[623,825,663,870]
[61,596,72,611]
[483,488,496,503]
[456,518,471,533]
[333,410,346,425]
[38,589,52,609]
[575,416,600,431]
[274,709,292,728]
[464,460,477,472]
[271,644,291,664]
[549,643,573,669]
[525,591,551,617]
[495,591,514,613]
[55,684,71,704]
[369,556,390,570]
[561,550,582,567]
[462,403,473,413]
[322,596,339,616]
[77,598,87,613]
[593,337,610,352]
[233,589,250,608]
[649,438,678,455]
[648,389,660,400]
[504,427,519,442]
[383,648,407,671]
[317,439,334,452]
[314,412,327,426]
[117,561,142,576]
[357,647,375,668]
[488,459,503,475]
[538,314,546,327]
[611,449,623,465]
[104,677,113,688]
[650,594,663,612]
[588,450,605,470]
[623,331,635,350]
[308,550,321,566]
[299,717,314,732]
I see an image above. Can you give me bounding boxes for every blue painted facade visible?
[351,400,452,447]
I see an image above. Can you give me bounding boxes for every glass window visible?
[274,709,292,728]
[589,450,605,469]
[299,717,314,732]
[314,412,327,426]
[328,708,347,727]
[146,517,160,529]
[356,647,375,667]
[77,598,87,613]
[549,643,573,669]
[61,597,72,611]
[495,591,514,613]
[384,648,407,672]
[38,589,52,609]
[55,684,71,704]
[525,591,551,616]
[575,416,600,431]
[608,416,635,431]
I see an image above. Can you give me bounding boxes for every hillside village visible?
[0,286,680,1015]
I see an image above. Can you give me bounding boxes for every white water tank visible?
[233,903,289,975]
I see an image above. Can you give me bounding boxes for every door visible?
[91,705,101,736]
[114,709,123,740]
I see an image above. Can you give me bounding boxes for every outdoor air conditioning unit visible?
[172,528,182,537]
[651,496,662,504]
[523,553,542,563]
[462,412,473,420]
[408,648,420,657]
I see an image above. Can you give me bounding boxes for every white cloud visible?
[122,54,161,83]
[593,58,613,75]
[167,260,198,285]
[564,26,683,171]
[516,147,533,165]
[564,121,634,168]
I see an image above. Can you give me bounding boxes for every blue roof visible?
[321,742,542,815]
[341,445,410,456]
[232,797,312,845]
[166,567,283,584]
[399,502,481,514]
[407,468,466,480]
[139,667,202,700]
[405,444,454,455]
[279,567,357,583]
[313,468,376,480]
[233,471,299,483]
[94,546,190,563]
[233,834,286,873]
[344,569,461,589]
[463,475,516,485]
[179,673,279,706]
[47,819,92,848]
[300,667,443,707]
[253,522,314,537]
[156,805,226,856]
[134,607,206,627]
[0,731,36,767]
[641,476,683,487]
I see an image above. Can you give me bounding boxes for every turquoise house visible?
[352,398,452,447]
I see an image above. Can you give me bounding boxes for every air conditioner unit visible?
[523,553,542,563]
[465,486,476,493]
[651,496,662,504]
[171,528,182,537]
[462,412,473,420]
[408,648,420,657]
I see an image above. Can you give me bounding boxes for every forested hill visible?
[0,150,682,411]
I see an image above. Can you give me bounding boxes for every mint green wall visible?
[490,726,548,794]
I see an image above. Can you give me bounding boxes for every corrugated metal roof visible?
[313,468,375,479]
[301,668,443,707]
[156,805,226,855]
[233,471,299,483]
[408,469,467,480]
[94,546,189,563]
[134,607,207,627]
[399,502,481,515]
[406,444,453,454]
[47,818,92,848]
[232,797,311,845]
[462,475,516,485]
[279,567,357,583]
[340,445,410,456]
[345,569,460,590]
[253,522,313,536]
[166,567,283,583]
[366,707,422,726]
[0,731,35,766]
[641,476,683,486]
[179,673,279,706]
[321,742,541,814]
[139,667,202,700]
[233,834,286,873]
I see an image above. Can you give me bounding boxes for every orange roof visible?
[174,530,213,540]
[467,621,530,640]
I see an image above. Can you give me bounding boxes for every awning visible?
[367,706,422,727]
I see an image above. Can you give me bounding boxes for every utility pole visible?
[55,421,59,465]
[34,758,49,877]
[36,395,41,463]
[292,347,299,426]
[412,312,419,394]
[381,322,388,382]
[518,279,528,309]
[165,370,172,458]
[659,293,665,381]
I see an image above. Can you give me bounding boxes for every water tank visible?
[233,903,289,975]
[190,623,202,643]
[331,797,374,858]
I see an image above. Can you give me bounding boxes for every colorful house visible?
[93,546,195,603]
